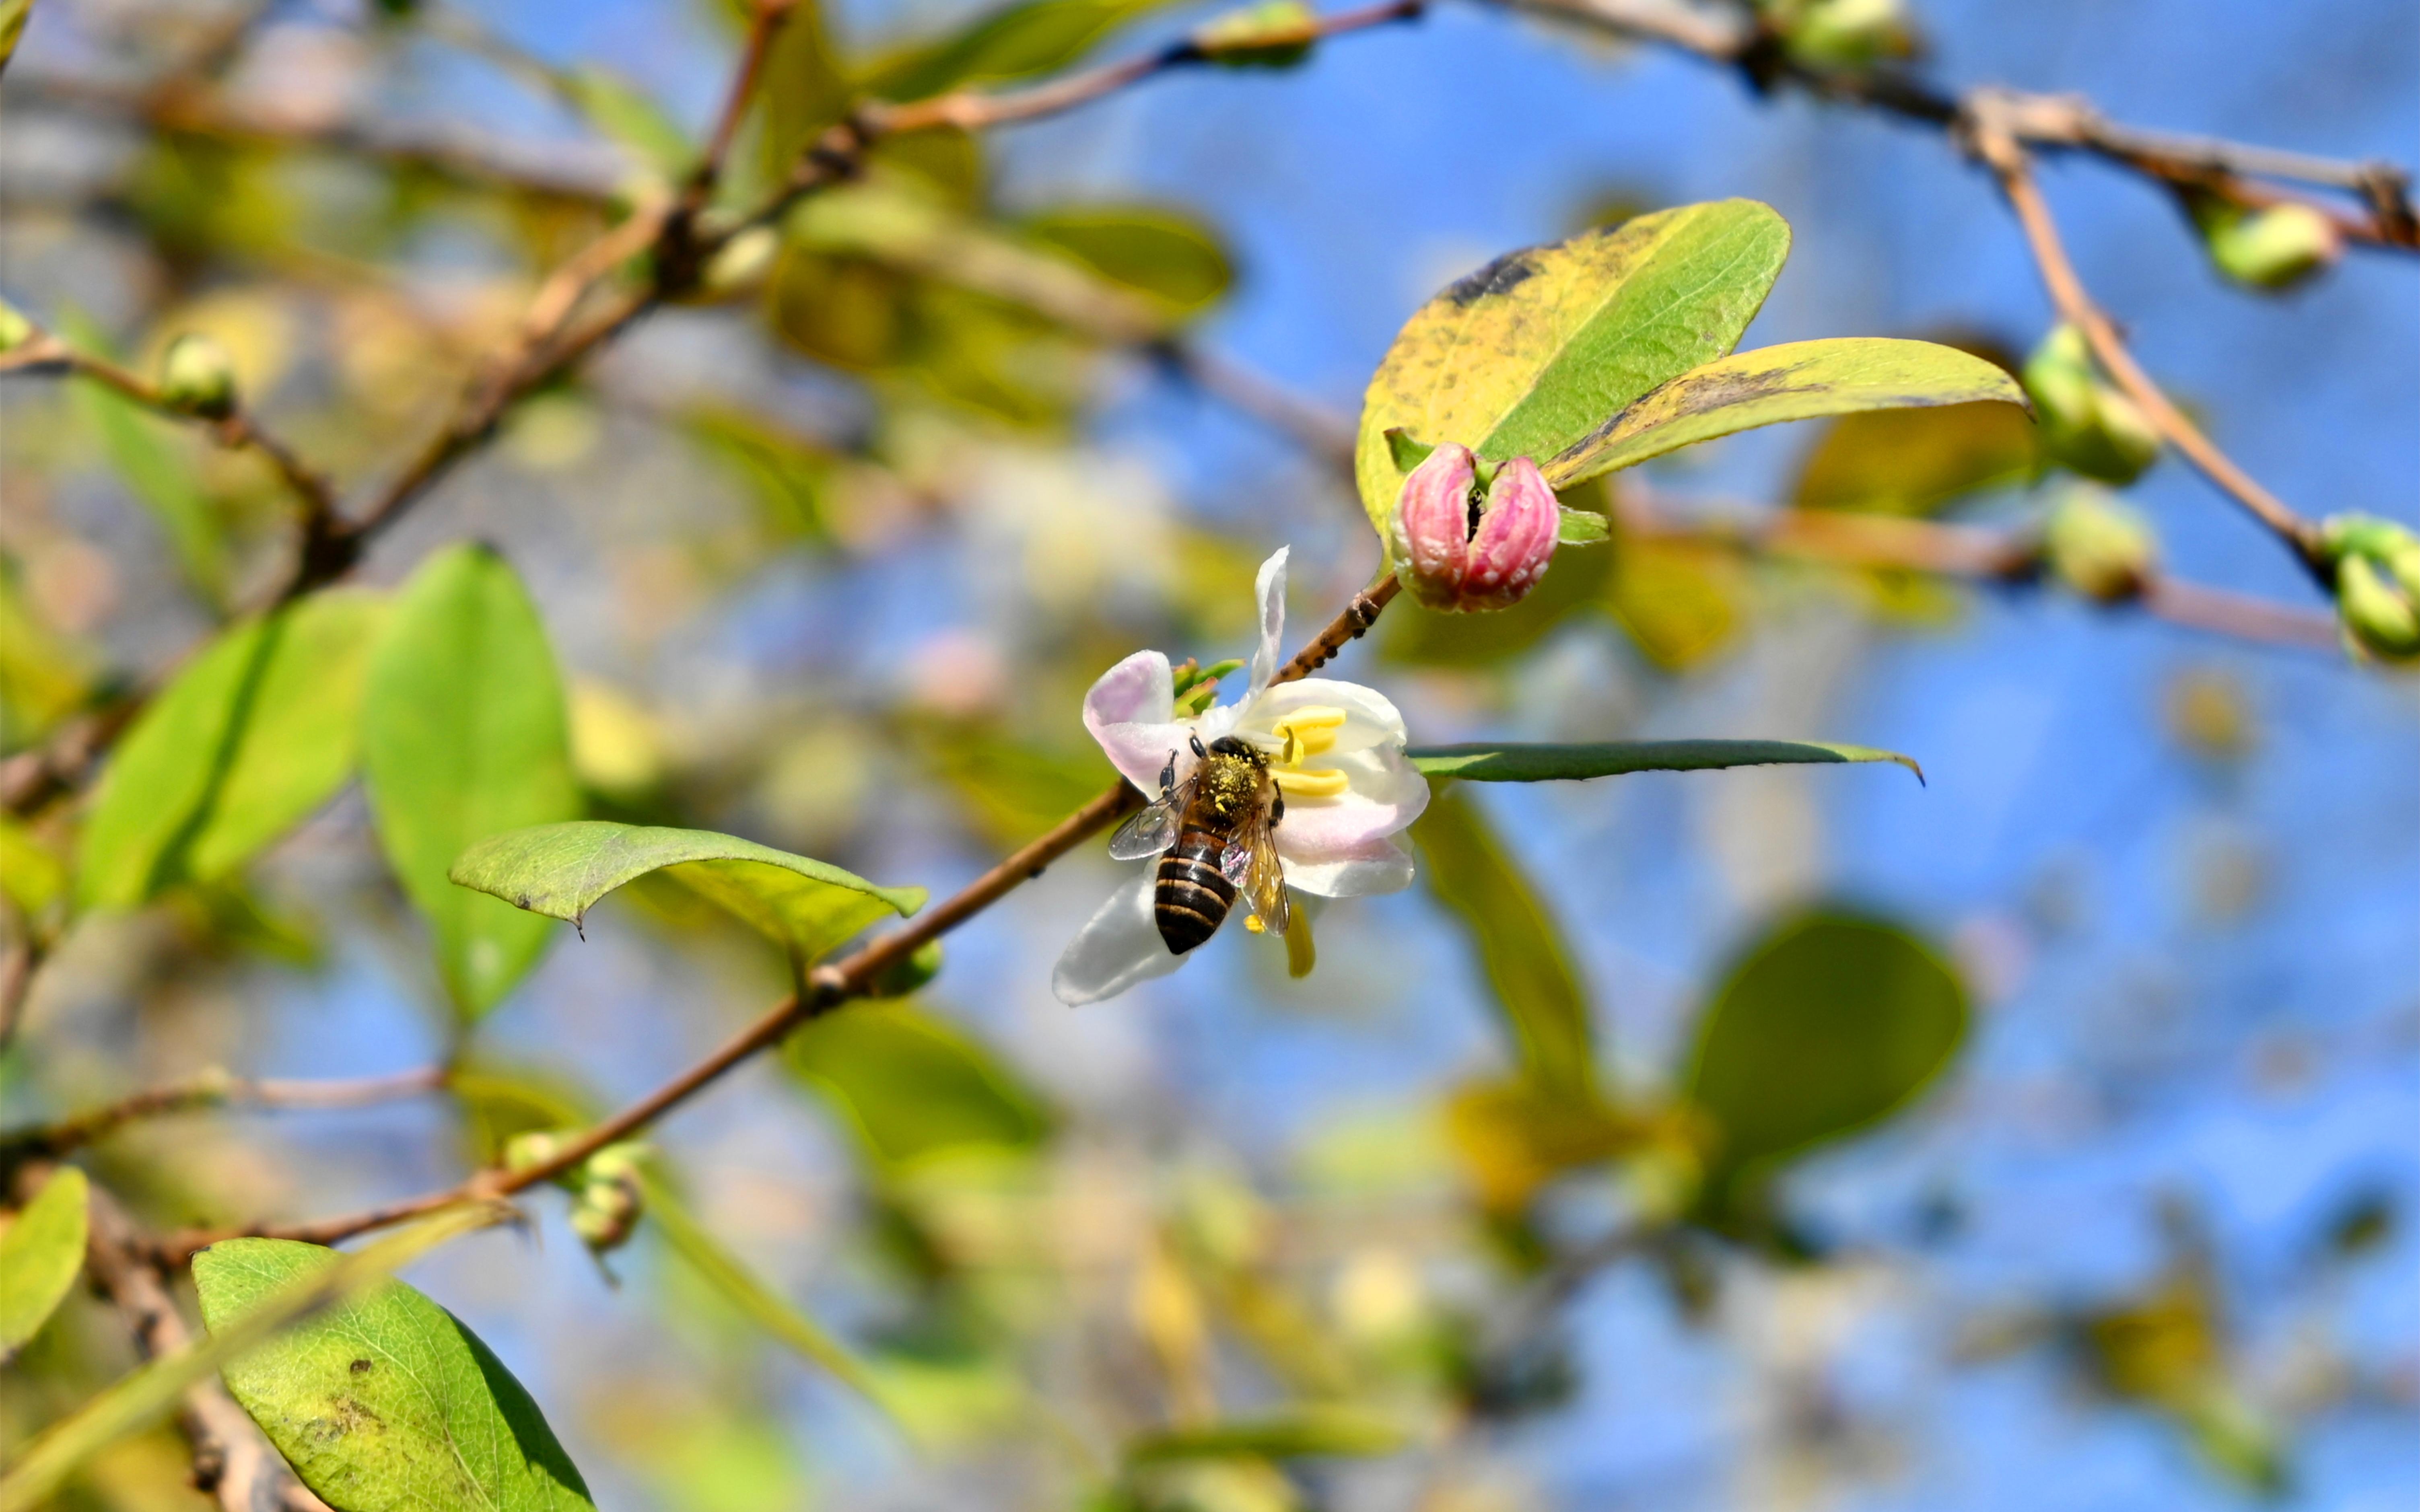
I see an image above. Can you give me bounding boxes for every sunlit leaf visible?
[0,1166,87,1361]
[1443,1078,1654,1216]
[362,544,580,1018]
[449,820,923,965]
[0,563,98,747]
[0,819,67,917]
[0,0,30,79]
[1022,206,1233,314]
[1411,789,1594,1098]
[192,1234,592,1512]
[786,1004,1053,1169]
[1541,338,2027,487]
[1409,739,1923,784]
[754,0,850,187]
[1683,909,1967,1192]
[1125,1406,1408,1463]
[562,66,695,177]
[1356,201,1789,543]
[79,589,385,908]
[863,0,1172,102]
[0,1209,500,1512]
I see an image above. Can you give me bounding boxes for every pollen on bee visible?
[1244,914,1267,933]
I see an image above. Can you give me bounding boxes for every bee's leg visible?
[1158,749,1178,798]
[1189,732,1208,761]
[1270,787,1285,827]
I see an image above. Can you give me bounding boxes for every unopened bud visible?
[1193,0,1318,67]
[2323,514,2420,664]
[502,1130,568,1175]
[159,333,237,420]
[701,226,780,295]
[1390,443,1560,612]
[866,937,944,998]
[0,300,32,355]
[1779,0,1917,68]
[2023,325,2158,485]
[2045,486,2158,604]
[568,1142,649,1255]
[2194,200,2342,292]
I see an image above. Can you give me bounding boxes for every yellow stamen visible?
[1266,706,1347,760]
[1271,766,1350,799]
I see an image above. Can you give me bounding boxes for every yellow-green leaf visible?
[1792,398,2038,516]
[1542,337,2029,487]
[0,1166,87,1361]
[363,544,580,1018]
[1125,1406,1407,1463]
[79,589,385,908]
[786,1004,1052,1170]
[0,0,29,82]
[1411,788,1594,1099]
[1022,205,1233,314]
[449,820,923,966]
[1355,201,1789,543]
[862,0,1171,102]
[562,66,694,177]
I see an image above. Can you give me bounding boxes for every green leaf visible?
[1356,201,1790,543]
[1557,506,1611,544]
[0,1166,87,1361]
[71,372,227,604]
[78,589,385,908]
[1604,533,1749,673]
[449,820,923,966]
[0,1208,499,1512]
[1408,739,1923,784]
[0,564,100,744]
[785,1004,1052,1170]
[562,66,695,177]
[1021,206,1233,314]
[683,405,840,545]
[754,0,850,188]
[1683,910,1968,1188]
[862,0,1170,102]
[1792,391,2038,516]
[1541,337,2029,487]
[192,1232,591,1512]
[363,544,580,1018]
[0,0,31,81]
[1411,788,1594,1099]
[642,1173,894,1413]
[1125,1406,1407,1463]
[0,819,68,916]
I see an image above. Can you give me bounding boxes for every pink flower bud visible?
[1390,445,1559,612]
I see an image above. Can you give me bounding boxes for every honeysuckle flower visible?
[1390,443,1560,612]
[1052,547,1428,1006]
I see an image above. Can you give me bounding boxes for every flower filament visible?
[1266,706,1351,798]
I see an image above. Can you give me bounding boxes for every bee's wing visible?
[1107,780,1191,860]
[1225,797,1291,938]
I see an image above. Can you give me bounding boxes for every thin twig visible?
[154,581,1407,1262]
[1964,106,2331,579]
[1,1067,449,1162]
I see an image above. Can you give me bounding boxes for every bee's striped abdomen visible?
[1155,829,1235,954]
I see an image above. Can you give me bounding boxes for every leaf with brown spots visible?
[1541,338,2028,488]
[1354,200,1790,549]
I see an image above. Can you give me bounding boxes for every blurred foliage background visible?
[0,0,2414,1507]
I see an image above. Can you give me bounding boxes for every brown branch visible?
[2,1066,449,1163]
[1495,0,2417,251]
[154,581,1407,1263]
[1964,105,2332,580]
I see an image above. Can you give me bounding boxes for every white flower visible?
[1052,548,1428,1005]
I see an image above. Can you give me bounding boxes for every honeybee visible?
[1108,733,1289,954]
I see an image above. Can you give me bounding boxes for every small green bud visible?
[568,1160,645,1254]
[866,937,944,998]
[0,300,33,354]
[2323,514,2420,664]
[502,1130,568,1175]
[582,1141,649,1183]
[2196,200,2342,292]
[700,226,780,295]
[2045,486,2159,604]
[158,333,237,420]
[1171,657,1244,717]
[2023,325,2159,485]
[1777,0,1917,69]
[1192,0,1318,67]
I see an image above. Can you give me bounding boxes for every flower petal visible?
[1085,651,1189,792]
[1272,744,1431,859]
[1246,546,1289,696]
[1282,835,1415,897]
[1052,872,1186,1005]
[1235,678,1409,756]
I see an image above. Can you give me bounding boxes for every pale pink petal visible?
[1271,745,1431,859]
[1084,651,1188,792]
[1237,679,1409,755]
[1282,836,1415,897]
[1052,872,1186,1005]
[1246,546,1289,696]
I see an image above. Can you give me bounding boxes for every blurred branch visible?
[153,578,1409,1263]
[1962,103,2333,580]
[0,1066,449,1164]
[0,325,341,535]
[1497,0,2418,251]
